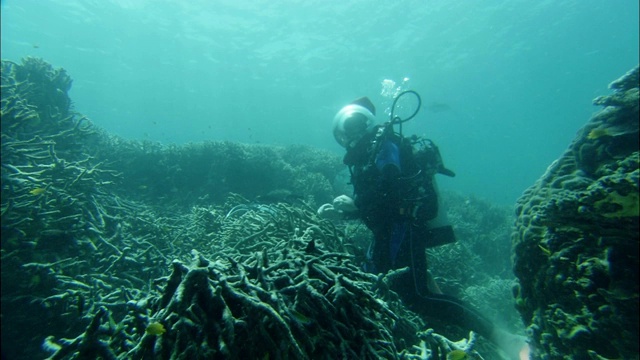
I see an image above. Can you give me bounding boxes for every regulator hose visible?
[389,90,422,136]
[390,90,422,124]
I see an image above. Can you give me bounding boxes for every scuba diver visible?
[318,92,530,360]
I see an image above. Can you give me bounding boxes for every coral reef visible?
[512,66,639,359]
[89,138,343,209]
[429,193,522,335]
[1,58,514,359]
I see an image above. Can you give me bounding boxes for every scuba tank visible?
[424,177,456,248]
[386,91,456,248]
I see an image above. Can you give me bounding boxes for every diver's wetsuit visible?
[344,124,495,338]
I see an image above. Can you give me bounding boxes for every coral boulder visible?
[512,66,639,359]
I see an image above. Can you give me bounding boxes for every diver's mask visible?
[332,98,376,148]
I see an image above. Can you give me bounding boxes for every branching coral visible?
[2,58,501,359]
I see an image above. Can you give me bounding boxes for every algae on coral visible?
[513,65,639,359]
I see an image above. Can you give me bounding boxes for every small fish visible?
[587,125,633,140]
[587,128,605,140]
[287,308,313,325]
[146,322,166,335]
[538,244,551,256]
[447,349,469,360]
[426,102,451,113]
[29,187,46,195]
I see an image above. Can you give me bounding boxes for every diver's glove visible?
[317,195,357,220]
[317,203,339,220]
[332,195,357,213]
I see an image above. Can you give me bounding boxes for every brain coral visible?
[512,66,639,359]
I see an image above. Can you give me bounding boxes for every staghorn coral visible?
[1,58,503,360]
[38,194,498,359]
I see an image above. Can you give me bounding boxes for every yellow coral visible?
[587,125,633,140]
[538,244,552,256]
[447,350,470,360]
[29,187,46,195]
[594,190,639,218]
[145,322,166,335]
[587,128,609,140]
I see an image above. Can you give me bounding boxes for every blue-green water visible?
[1,0,638,205]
